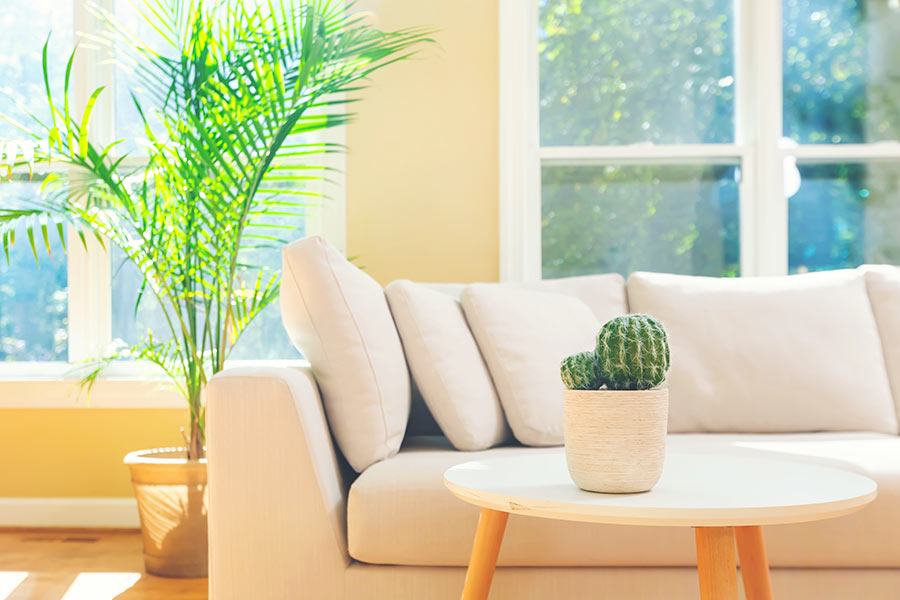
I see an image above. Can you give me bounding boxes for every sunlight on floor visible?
[0,573,27,600]
[60,572,142,600]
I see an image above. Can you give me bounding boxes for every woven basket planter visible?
[124,448,208,577]
[563,388,669,494]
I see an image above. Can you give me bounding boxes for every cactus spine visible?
[560,351,603,391]
[594,314,670,391]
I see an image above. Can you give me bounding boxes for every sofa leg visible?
[461,508,509,600]
[735,526,773,600]
[695,527,739,600]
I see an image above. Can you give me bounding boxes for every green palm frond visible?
[0,0,434,458]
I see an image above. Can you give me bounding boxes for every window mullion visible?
[789,143,900,162]
[736,0,756,276]
[499,0,541,282]
[743,0,786,276]
[67,0,114,362]
[539,144,745,166]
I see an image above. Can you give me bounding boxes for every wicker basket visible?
[124,448,208,577]
[563,389,668,493]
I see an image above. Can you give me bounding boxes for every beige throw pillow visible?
[517,274,628,323]
[461,277,628,446]
[627,269,898,434]
[385,280,509,450]
[281,236,410,472]
[861,265,900,427]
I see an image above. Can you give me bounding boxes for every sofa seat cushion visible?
[348,433,900,567]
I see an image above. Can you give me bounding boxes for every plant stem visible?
[187,385,205,460]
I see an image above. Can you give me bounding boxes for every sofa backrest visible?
[280,236,900,473]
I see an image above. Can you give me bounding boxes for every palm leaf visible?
[0,0,434,458]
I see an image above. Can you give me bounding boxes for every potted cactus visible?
[560,314,671,493]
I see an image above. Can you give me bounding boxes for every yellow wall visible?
[347,0,499,285]
[0,410,188,498]
[1,0,499,500]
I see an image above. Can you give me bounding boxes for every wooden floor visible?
[0,529,207,600]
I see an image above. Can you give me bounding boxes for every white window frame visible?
[499,0,900,282]
[0,0,343,396]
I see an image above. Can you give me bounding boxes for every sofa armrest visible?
[207,366,349,600]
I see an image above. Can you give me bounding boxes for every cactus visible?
[595,314,670,390]
[560,351,603,390]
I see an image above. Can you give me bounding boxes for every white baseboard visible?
[0,498,139,528]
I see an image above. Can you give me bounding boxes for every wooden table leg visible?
[735,526,773,600]
[461,508,509,600]
[695,527,739,600]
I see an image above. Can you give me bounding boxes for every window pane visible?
[541,164,740,278]
[110,247,172,346]
[114,2,167,154]
[227,219,306,361]
[0,2,71,362]
[789,162,900,273]
[0,4,72,140]
[538,0,736,146]
[783,0,900,144]
[0,178,68,361]
[110,223,304,361]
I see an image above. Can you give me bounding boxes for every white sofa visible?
[206,238,900,599]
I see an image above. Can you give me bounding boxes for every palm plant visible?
[0,0,431,459]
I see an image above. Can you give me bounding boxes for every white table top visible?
[443,449,877,527]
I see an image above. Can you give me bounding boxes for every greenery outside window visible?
[500,0,900,281]
[0,0,344,373]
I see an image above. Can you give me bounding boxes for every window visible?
[542,164,740,278]
[0,0,344,370]
[500,0,900,281]
[0,4,72,361]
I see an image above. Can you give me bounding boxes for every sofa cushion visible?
[281,236,409,472]
[861,265,900,426]
[461,288,595,446]
[627,269,898,434]
[515,274,628,323]
[459,275,627,446]
[348,433,900,567]
[385,280,510,450]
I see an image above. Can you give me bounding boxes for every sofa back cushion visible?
[861,265,900,425]
[627,269,898,434]
[281,236,410,472]
[461,275,628,445]
[385,280,510,450]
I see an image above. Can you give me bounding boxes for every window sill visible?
[0,360,310,409]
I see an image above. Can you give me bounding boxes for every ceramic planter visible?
[563,388,668,493]
[124,448,208,578]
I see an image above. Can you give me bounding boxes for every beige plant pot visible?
[124,448,208,578]
[563,388,669,494]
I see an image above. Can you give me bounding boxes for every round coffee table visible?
[444,450,876,600]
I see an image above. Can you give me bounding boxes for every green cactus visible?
[595,314,670,390]
[560,351,603,390]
